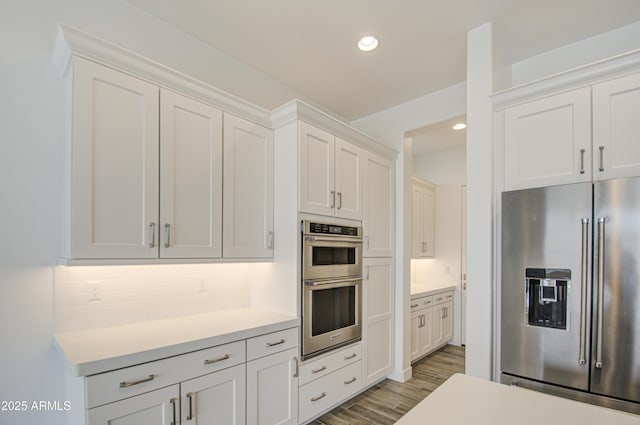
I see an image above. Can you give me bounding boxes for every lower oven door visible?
[302,277,362,359]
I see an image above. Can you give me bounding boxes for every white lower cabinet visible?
[88,385,179,425]
[410,290,454,362]
[246,348,298,425]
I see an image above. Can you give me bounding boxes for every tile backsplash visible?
[54,263,270,332]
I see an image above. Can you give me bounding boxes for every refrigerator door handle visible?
[595,217,606,369]
[579,218,589,366]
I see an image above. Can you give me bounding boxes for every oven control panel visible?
[307,222,359,237]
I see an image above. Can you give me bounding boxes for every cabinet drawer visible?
[433,291,453,305]
[86,340,245,408]
[411,296,433,311]
[299,343,361,385]
[299,361,362,423]
[246,327,298,361]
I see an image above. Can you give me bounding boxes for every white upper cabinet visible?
[411,177,435,258]
[503,88,592,191]
[363,152,394,258]
[299,121,363,220]
[223,114,274,258]
[71,57,160,259]
[160,88,223,259]
[592,72,640,181]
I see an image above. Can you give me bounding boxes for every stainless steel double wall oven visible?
[301,220,363,359]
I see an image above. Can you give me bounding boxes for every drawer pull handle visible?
[204,354,230,365]
[266,339,285,347]
[436,297,443,301]
[186,392,194,421]
[119,374,155,388]
[311,392,327,402]
[344,377,357,385]
[344,353,357,360]
[312,365,327,374]
[411,303,419,308]
[170,398,177,425]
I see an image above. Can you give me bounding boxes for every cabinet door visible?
[423,186,435,257]
[504,87,591,190]
[410,309,421,361]
[180,364,246,425]
[362,258,394,385]
[593,72,640,180]
[160,89,222,258]
[246,347,298,425]
[411,180,435,258]
[299,122,335,216]
[442,301,454,343]
[223,114,274,258]
[88,385,178,425]
[363,152,394,257]
[334,138,363,220]
[419,309,434,355]
[432,304,446,348]
[72,57,159,259]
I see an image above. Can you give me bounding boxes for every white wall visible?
[413,146,467,185]
[0,2,309,424]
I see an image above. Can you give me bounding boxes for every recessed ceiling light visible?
[358,35,379,52]
[452,123,467,130]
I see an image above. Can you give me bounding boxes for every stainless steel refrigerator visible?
[500,177,640,414]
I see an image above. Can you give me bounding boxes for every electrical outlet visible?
[87,280,102,301]
[199,278,207,292]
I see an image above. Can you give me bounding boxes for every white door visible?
[593,72,640,180]
[432,304,445,347]
[246,348,298,425]
[180,364,246,425]
[363,152,394,257]
[88,385,178,425]
[334,138,363,220]
[461,186,467,345]
[223,113,274,258]
[72,57,159,259]
[410,309,421,361]
[160,89,222,258]
[422,186,435,257]
[419,309,434,355]
[299,122,335,216]
[411,185,425,258]
[362,258,394,385]
[503,87,591,190]
[442,301,454,342]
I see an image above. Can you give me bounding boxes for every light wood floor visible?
[309,345,466,425]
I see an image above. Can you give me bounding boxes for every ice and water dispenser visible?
[525,268,570,329]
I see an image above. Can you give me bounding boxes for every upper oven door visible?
[302,236,363,280]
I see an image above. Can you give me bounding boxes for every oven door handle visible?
[304,236,363,244]
[305,277,362,288]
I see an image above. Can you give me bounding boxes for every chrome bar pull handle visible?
[599,146,605,172]
[170,398,177,425]
[293,357,299,378]
[186,392,194,421]
[311,392,326,402]
[411,303,419,308]
[579,218,589,366]
[344,377,357,385]
[267,230,274,250]
[148,223,156,248]
[579,148,586,174]
[595,217,606,369]
[312,365,327,374]
[345,353,357,360]
[119,374,155,388]
[164,223,171,248]
[337,192,343,210]
[266,339,285,347]
[204,354,230,365]
[330,191,335,208]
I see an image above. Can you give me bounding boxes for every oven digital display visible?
[309,222,358,236]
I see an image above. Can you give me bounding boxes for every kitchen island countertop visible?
[55,308,299,377]
[396,373,640,425]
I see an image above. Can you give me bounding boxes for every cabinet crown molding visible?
[493,48,640,110]
[52,25,272,127]
[271,99,397,159]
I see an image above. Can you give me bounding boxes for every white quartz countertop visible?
[396,374,640,425]
[411,282,456,299]
[54,308,299,377]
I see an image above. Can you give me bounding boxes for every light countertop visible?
[396,374,640,425]
[54,308,299,377]
[411,282,456,299]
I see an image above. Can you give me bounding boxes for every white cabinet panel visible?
[593,72,640,180]
[88,385,178,425]
[334,137,363,220]
[71,57,159,259]
[363,258,394,385]
[160,89,223,258]
[410,292,453,362]
[432,301,454,348]
[503,88,591,190]
[223,113,274,258]
[411,177,435,258]
[247,347,298,425]
[181,364,246,425]
[363,152,394,257]
[299,122,335,216]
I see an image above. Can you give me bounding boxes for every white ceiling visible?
[125,0,640,121]
[410,116,467,157]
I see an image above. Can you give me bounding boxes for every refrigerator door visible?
[592,177,640,403]
[501,183,591,390]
